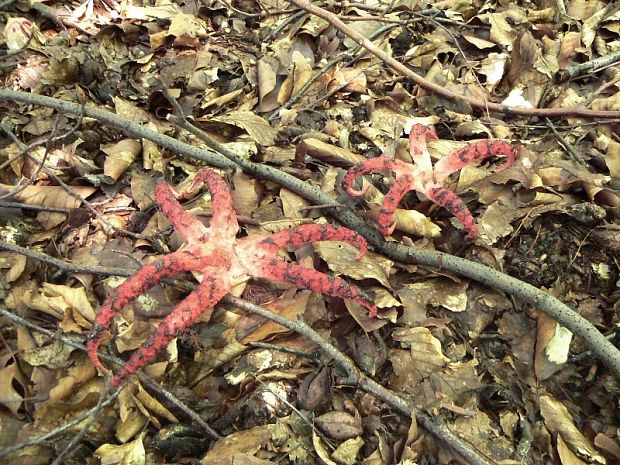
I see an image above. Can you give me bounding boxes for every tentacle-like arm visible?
[109,275,228,387]
[408,124,437,173]
[343,158,401,196]
[252,224,369,259]
[426,187,478,240]
[376,174,415,235]
[433,140,515,184]
[156,169,239,242]
[87,249,202,373]
[251,260,378,317]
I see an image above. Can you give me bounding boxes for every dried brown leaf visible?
[402,278,468,313]
[313,240,391,288]
[0,363,25,415]
[297,138,366,167]
[315,411,363,440]
[213,111,279,146]
[535,312,572,381]
[103,139,141,182]
[557,434,589,465]
[1,184,95,230]
[540,395,605,463]
[332,437,364,465]
[239,289,309,343]
[95,433,146,465]
[200,425,273,465]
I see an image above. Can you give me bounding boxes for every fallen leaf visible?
[315,411,363,440]
[95,433,146,465]
[540,395,605,464]
[103,139,141,182]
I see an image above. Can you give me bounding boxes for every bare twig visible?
[0,201,71,213]
[559,49,620,82]
[544,117,588,166]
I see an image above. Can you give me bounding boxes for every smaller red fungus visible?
[343,124,515,239]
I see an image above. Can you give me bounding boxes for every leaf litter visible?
[0,0,618,464]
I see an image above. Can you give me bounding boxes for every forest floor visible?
[0,1,619,464]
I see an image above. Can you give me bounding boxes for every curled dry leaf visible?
[297,138,366,167]
[102,139,141,182]
[378,205,442,238]
[314,411,363,441]
[534,312,572,381]
[8,282,96,332]
[332,437,364,465]
[212,110,279,146]
[2,184,96,230]
[200,425,273,465]
[0,363,25,415]
[540,395,606,464]
[48,360,97,402]
[239,289,310,343]
[0,252,27,283]
[20,339,76,369]
[95,433,146,465]
[312,430,339,465]
[402,278,468,313]
[313,240,392,288]
[117,386,148,443]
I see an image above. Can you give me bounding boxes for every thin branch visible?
[0,90,617,380]
[559,48,620,81]
[288,0,620,119]
[0,201,71,213]
[544,117,588,166]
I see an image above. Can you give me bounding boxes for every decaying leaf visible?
[0,184,95,229]
[402,278,468,313]
[540,395,606,464]
[314,240,391,288]
[95,433,146,465]
[200,425,274,465]
[315,411,363,440]
[212,111,279,146]
[0,363,26,415]
[103,139,141,182]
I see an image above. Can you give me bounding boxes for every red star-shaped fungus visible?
[343,124,515,239]
[87,169,378,387]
